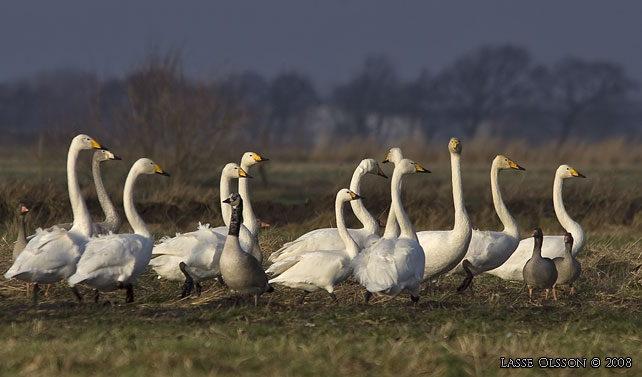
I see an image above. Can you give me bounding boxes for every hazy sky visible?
[1,1,641,89]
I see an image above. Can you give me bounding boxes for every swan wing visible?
[352,238,398,293]
[5,227,84,283]
[268,250,352,292]
[268,228,369,264]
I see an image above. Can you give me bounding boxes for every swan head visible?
[361,158,388,178]
[222,163,252,179]
[448,137,462,154]
[241,152,269,168]
[73,134,106,151]
[397,158,431,175]
[337,188,362,203]
[558,164,586,179]
[94,149,121,163]
[531,228,543,240]
[494,155,525,171]
[382,147,404,165]
[134,158,170,176]
[222,192,243,208]
[15,202,29,216]
[564,232,574,245]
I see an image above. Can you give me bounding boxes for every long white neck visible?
[349,166,379,235]
[337,198,359,259]
[391,169,417,241]
[68,145,92,237]
[123,165,150,238]
[383,163,400,238]
[450,153,470,234]
[490,165,519,239]
[239,162,258,236]
[553,174,585,255]
[220,175,233,226]
[93,158,120,232]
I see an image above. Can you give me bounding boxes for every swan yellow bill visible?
[349,191,362,200]
[414,163,431,173]
[382,151,391,163]
[154,164,170,176]
[252,153,269,162]
[90,139,104,150]
[569,168,586,178]
[238,167,253,178]
[508,160,526,170]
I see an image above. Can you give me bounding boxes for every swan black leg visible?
[195,283,202,297]
[329,292,337,302]
[364,291,372,303]
[125,285,134,303]
[70,287,83,302]
[216,276,225,286]
[297,291,309,305]
[179,262,193,298]
[33,283,39,308]
[411,294,420,304]
[94,289,100,303]
[266,284,274,293]
[457,260,475,293]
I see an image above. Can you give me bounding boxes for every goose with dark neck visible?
[219,193,270,306]
[12,203,30,261]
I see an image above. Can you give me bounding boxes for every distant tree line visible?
[1,44,640,162]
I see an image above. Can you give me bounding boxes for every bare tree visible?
[433,45,533,138]
[332,55,400,140]
[530,58,638,143]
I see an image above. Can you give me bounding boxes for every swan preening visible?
[4,133,588,306]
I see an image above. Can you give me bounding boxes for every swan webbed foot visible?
[297,291,309,305]
[410,294,420,304]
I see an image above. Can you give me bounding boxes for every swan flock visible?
[4,134,587,305]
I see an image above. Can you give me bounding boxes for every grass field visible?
[1,145,641,376]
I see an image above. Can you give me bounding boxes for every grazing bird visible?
[219,193,270,306]
[268,189,363,304]
[68,158,170,303]
[522,228,558,304]
[4,134,106,306]
[553,232,581,296]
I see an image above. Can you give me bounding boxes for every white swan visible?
[267,158,387,267]
[380,147,404,238]
[352,158,429,301]
[4,134,105,302]
[486,164,586,281]
[453,155,525,291]
[68,158,169,302]
[91,149,122,234]
[416,137,472,281]
[268,188,363,304]
[149,163,250,296]
[26,149,121,239]
[224,152,267,263]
